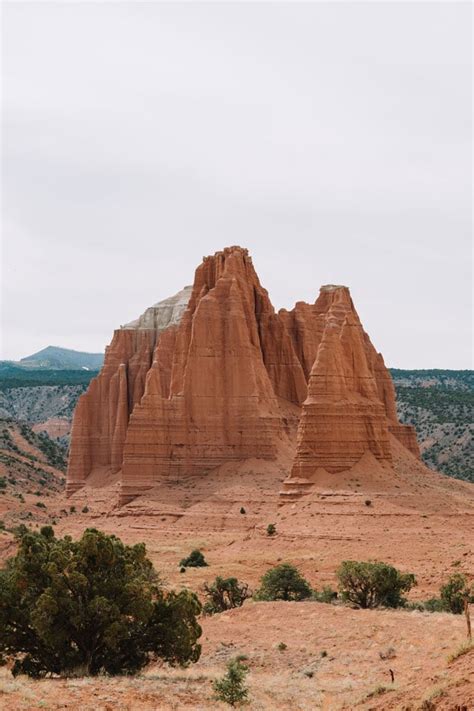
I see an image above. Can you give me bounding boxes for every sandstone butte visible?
[66,246,419,505]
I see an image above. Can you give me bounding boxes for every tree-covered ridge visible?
[390,369,473,390]
[391,369,473,483]
[0,364,98,390]
[394,386,473,425]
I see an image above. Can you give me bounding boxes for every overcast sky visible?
[1,2,472,368]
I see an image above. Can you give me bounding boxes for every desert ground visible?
[1,434,473,709]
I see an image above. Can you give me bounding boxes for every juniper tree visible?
[0,528,202,677]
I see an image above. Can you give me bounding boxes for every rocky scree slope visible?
[0,419,65,532]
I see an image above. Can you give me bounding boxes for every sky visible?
[1,1,472,368]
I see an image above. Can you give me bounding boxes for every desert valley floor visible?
[1,433,473,710]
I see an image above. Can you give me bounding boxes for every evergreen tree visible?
[0,528,202,677]
[203,576,251,614]
[213,657,249,707]
[255,563,312,601]
[337,560,416,609]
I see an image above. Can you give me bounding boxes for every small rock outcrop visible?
[66,247,419,502]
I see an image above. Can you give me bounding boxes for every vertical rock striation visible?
[66,247,419,503]
[119,247,286,503]
[66,287,192,495]
[281,285,419,497]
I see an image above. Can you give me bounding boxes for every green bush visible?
[0,528,202,677]
[179,549,208,568]
[39,526,54,539]
[420,575,473,614]
[266,523,276,536]
[422,597,445,612]
[255,563,312,602]
[203,576,251,615]
[336,560,416,609]
[312,585,337,603]
[440,573,472,614]
[82,506,89,514]
[213,657,249,707]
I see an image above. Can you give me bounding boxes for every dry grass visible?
[364,683,396,699]
[447,641,474,664]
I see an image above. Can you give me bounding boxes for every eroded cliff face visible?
[282,287,393,495]
[66,246,419,502]
[120,248,286,503]
[66,287,192,495]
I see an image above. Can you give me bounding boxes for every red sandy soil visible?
[0,437,473,709]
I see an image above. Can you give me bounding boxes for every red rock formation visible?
[281,285,418,497]
[119,247,286,504]
[66,246,419,503]
[66,288,192,496]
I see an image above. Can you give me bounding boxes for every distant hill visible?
[0,364,98,390]
[390,369,473,483]
[19,346,104,370]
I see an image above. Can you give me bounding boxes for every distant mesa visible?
[18,346,104,371]
[66,245,420,504]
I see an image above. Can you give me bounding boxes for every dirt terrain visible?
[1,604,472,710]
[0,436,473,709]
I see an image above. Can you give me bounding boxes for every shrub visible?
[240,507,246,515]
[336,560,416,609]
[0,528,202,677]
[179,549,208,568]
[312,586,337,603]
[39,526,54,540]
[365,500,372,507]
[35,502,46,509]
[203,576,251,615]
[213,657,249,707]
[277,642,287,651]
[423,597,446,613]
[440,573,471,614]
[82,506,89,514]
[255,563,312,601]
[266,523,276,536]
[0,521,5,531]
[69,506,76,514]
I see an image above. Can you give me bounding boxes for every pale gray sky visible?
[1,1,472,367]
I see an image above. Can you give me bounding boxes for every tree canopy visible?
[336,560,416,609]
[0,528,202,677]
[255,563,312,602]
